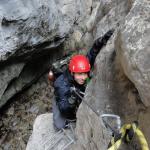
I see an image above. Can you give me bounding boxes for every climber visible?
[51,29,114,130]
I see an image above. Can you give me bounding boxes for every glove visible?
[93,29,114,50]
[68,95,76,105]
[69,87,83,105]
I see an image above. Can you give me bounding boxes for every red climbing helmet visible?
[69,55,91,73]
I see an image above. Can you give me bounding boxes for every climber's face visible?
[73,72,88,85]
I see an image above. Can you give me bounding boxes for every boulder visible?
[116,0,150,106]
[0,0,70,61]
[0,0,94,108]
[0,63,24,107]
[26,113,75,150]
[0,0,69,107]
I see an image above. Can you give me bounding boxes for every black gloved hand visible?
[93,29,114,50]
[68,95,76,105]
[68,87,78,106]
[70,87,83,106]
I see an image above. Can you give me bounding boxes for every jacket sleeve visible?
[54,76,76,117]
[87,29,114,68]
[86,47,99,68]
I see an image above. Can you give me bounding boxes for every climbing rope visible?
[108,122,149,150]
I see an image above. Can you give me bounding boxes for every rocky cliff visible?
[0,0,150,149]
[73,0,150,149]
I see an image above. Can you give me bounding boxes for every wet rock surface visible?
[0,74,53,150]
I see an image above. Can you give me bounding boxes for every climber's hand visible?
[93,29,114,50]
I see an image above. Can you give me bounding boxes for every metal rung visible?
[43,130,62,146]
[100,114,121,135]
[45,133,65,150]
[43,128,75,150]
[61,139,74,150]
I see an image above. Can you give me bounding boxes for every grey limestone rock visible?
[116,0,150,106]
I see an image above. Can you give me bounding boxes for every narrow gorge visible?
[0,0,150,150]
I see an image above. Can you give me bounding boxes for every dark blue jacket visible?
[54,47,99,119]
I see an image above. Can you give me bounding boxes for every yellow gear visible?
[108,122,149,150]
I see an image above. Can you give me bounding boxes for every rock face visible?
[0,0,69,61]
[0,74,53,150]
[0,0,95,108]
[0,0,68,107]
[0,63,25,107]
[72,0,150,149]
[26,113,75,150]
[26,0,150,149]
[26,114,56,150]
[1,0,150,149]
[116,0,150,107]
